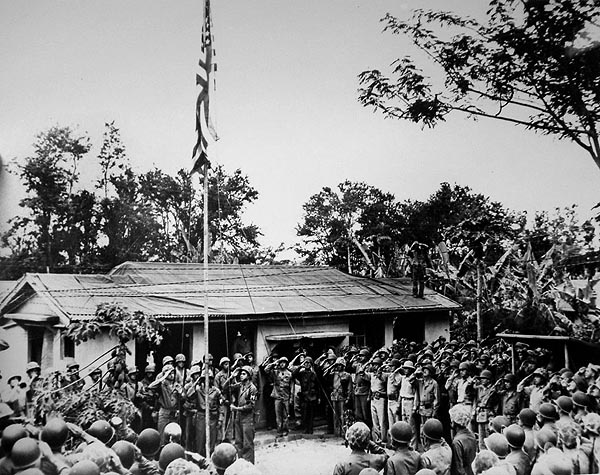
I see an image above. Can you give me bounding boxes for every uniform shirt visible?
[525,386,545,412]
[420,442,452,475]
[332,450,388,475]
[501,390,521,417]
[331,371,353,401]
[399,376,416,399]
[455,378,475,405]
[267,368,292,400]
[354,368,371,397]
[505,449,531,475]
[416,378,440,416]
[522,428,536,462]
[368,371,387,396]
[157,381,179,410]
[451,428,477,475]
[387,371,403,400]
[230,380,258,415]
[292,366,319,402]
[195,385,222,418]
[387,446,420,475]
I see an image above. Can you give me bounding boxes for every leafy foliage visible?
[359,0,600,169]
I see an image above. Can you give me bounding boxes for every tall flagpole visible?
[203,163,210,457]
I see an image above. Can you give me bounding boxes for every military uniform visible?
[450,428,477,475]
[332,451,388,475]
[292,363,319,434]
[505,449,531,475]
[331,369,353,437]
[501,390,522,423]
[420,440,452,475]
[416,378,440,425]
[354,366,372,426]
[265,366,292,435]
[195,383,222,456]
[229,378,258,463]
[387,370,403,427]
[386,446,420,475]
[475,383,499,450]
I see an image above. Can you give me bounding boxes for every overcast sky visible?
[1,0,598,254]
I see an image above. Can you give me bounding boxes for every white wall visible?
[424,313,450,342]
[73,330,136,374]
[192,324,205,363]
[0,323,28,381]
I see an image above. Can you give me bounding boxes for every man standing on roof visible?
[264,356,292,436]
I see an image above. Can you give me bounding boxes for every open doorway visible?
[135,322,193,372]
[393,313,424,343]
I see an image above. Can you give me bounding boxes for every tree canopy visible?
[358,0,600,170]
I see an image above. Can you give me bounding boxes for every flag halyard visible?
[192,0,218,173]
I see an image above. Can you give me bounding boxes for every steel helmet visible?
[144,364,156,373]
[479,369,493,380]
[484,433,509,458]
[219,356,230,366]
[335,357,346,367]
[572,391,590,408]
[162,356,174,366]
[136,428,161,457]
[503,373,516,385]
[86,420,114,444]
[41,418,69,450]
[518,408,537,428]
[0,403,13,420]
[556,395,573,413]
[11,438,41,470]
[158,443,185,471]
[490,415,511,433]
[70,460,100,475]
[240,366,253,376]
[538,403,559,421]
[458,361,470,371]
[201,368,214,379]
[422,418,444,441]
[127,366,137,374]
[189,365,202,377]
[535,427,557,450]
[389,421,413,444]
[504,424,526,448]
[211,442,238,473]
[303,356,314,365]
[111,441,136,469]
[449,404,472,427]
[415,470,437,475]
[345,422,371,449]
[175,354,186,363]
[1,423,28,453]
[278,356,289,364]
[358,349,370,357]
[163,422,182,443]
[25,362,41,373]
[16,469,43,475]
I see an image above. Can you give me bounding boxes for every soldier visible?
[264,356,292,437]
[516,369,546,413]
[415,366,440,446]
[148,366,183,444]
[409,241,430,298]
[2,376,26,417]
[194,368,222,457]
[291,356,319,434]
[449,405,477,475]
[328,357,353,437]
[386,359,403,428]
[387,422,420,475]
[65,360,85,392]
[24,362,42,418]
[517,409,537,463]
[500,374,522,424]
[138,365,158,430]
[420,419,452,475]
[398,361,418,449]
[215,357,233,443]
[183,365,202,452]
[446,362,475,410]
[555,395,574,424]
[366,357,388,444]
[332,422,388,475]
[174,355,187,386]
[226,366,257,463]
[504,424,531,475]
[0,424,28,475]
[123,366,139,401]
[352,349,372,427]
[475,370,500,450]
[83,368,103,393]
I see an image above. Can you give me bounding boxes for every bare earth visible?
[255,437,349,475]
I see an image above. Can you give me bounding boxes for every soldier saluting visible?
[225,365,257,463]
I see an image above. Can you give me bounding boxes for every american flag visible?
[192,0,218,173]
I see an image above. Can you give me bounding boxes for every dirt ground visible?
[255,437,350,475]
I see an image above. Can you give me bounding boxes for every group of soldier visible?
[4,334,600,475]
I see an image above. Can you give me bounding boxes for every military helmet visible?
[484,433,509,458]
[25,362,41,373]
[111,441,136,469]
[518,408,537,428]
[556,395,573,413]
[538,403,559,421]
[41,418,69,450]
[136,428,161,457]
[504,424,525,448]
[11,438,41,470]
[358,349,370,357]
[127,366,137,374]
[211,442,238,473]
[163,423,182,443]
[345,422,371,449]
[503,373,516,385]
[479,369,493,380]
[278,356,289,364]
[15,469,43,475]
[240,365,253,376]
[86,420,114,444]
[144,364,156,373]
[490,415,511,433]
[219,356,230,366]
[389,421,412,444]
[335,357,346,367]
[162,356,174,366]
[158,443,185,471]
[572,391,590,408]
[189,365,201,377]
[175,354,186,363]
[458,361,470,371]
[1,423,28,453]
[422,418,444,441]
[535,427,557,449]
[449,404,472,427]
[415,470,437,475]
[70,460,101,475]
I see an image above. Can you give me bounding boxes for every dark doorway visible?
[28,326,44,364]
[393,313,424,343]
[209,321,254,362]
[136,322,193,372]
[349,317,385,349]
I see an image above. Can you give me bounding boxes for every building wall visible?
[423,312,450,342]
[73,330,136,375]
[0,323,28,379]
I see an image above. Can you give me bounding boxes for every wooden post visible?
[564,341,570,369]
[203,163,210,457]
[511,343,516,374]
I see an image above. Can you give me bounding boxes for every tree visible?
[358,0,600,170]
[296,180,404,274]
